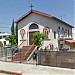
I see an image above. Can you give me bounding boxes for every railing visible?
[24,43,35,60]
[17,41,25,49]
[27,46,37,61]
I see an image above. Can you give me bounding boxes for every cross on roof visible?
[29,4,34,10]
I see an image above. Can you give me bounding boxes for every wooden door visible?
[29,31,37,45]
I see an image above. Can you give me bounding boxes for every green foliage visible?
[6,35,16,46]
[15,23,18,44]
[11,19,15,35]
[32,32,47,46]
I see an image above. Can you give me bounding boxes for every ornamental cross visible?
[29,4,34,10]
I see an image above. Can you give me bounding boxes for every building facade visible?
[16,10,73,49]
[0,32,11,46]
[72,28,75,40]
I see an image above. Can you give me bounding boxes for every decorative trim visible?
[44,39,51,41]
[43,26,50,32]
[20,39,26,41]
[20,29,25,34]
[20,29,25,39]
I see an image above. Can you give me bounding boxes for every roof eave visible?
[15,10,74,28]
[15,10,32,23]
[53,17,74,28]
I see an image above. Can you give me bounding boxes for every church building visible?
[16,10,74,50]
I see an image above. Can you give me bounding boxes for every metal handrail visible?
[17,41,25,49]
[24,43,35,59]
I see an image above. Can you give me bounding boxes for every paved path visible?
[0,73,8,75]
[0,61,75,75]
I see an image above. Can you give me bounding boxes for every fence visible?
[0,47,12,62]
[39,51,75,69]
[0,47,75,69]
[0,47,36,64]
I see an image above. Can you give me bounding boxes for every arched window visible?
[43,26,50,39]
[29,23,39,29]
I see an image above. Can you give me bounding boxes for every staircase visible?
[12,44,36,62]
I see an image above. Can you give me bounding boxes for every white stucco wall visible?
[18,12,73,48]
[18,22,44,47]
[72,28,75,40]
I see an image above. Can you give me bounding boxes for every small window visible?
[61,27,64,35]
[4,41,6,46]
[54,31,56,39]
[3,36,6,38]
[68,29,69,37]
[58,26,60,30]
[57,26,60,37]
[43,26,50,39]
[62,27,64,31]
[65,29,67,33]
[0,36,2,39]
[65,29,67,37]
[29,23,39,29]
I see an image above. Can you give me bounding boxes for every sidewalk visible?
[0,61,75,75]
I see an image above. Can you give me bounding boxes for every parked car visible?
[4,45,11,48]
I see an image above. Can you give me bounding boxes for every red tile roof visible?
[15,10,74,28]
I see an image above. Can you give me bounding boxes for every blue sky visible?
[0,0,74,33]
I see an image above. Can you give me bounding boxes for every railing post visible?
[5,48,7,62]
[20,49,21,63]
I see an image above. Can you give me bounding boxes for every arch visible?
[43,26,50,38]
[29,23,39,29]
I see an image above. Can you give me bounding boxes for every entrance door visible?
[29,31,37,45]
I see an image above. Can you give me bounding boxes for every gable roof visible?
[15,10,74,28]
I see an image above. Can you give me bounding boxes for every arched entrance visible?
[29,23,39,45]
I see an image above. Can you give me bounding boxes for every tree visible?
[11,19,15,35]
[32,32,47,64]
[6,35,16,46]
[32,32,47,46]
[15,23,18,44]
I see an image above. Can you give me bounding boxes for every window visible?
[0,36,2,39]
[54,31,56,39]
[58,26,60,30]
[68,29,69,37]
[57,26,60,37]
[62,27,64,33]
[61,27,64,37]
[65,29,67,37]
[29,23,39,29]
[43,26,50,39]
[4,41,6,46]
[3,36,6,38]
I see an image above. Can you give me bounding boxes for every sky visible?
[0,0,74,33]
